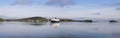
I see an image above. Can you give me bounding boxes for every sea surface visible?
[0,21,120,38]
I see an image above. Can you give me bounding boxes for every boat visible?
[50,18,60,23]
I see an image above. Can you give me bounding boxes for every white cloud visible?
[0,6,120,19]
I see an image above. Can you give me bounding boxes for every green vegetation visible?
[60,19,93,22]
[3,16,94,22]
[84,20,93,22]
[17,17,48,22]
[60,19,74,22]
[73,20,93,22]
[0,18,4,22]
[13,17,93,22]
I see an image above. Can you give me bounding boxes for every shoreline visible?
[0,16,119,23]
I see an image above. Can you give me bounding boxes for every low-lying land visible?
[0,18,4,22]
[0,17,119,23]
[15,17,48,22]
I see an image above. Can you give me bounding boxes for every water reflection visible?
[27,22,47,26]
[50,23,60,28]
[0,22,120,38]
[109,22,118,24]
[0,22,3,24]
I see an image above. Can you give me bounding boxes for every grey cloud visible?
[105,3,120,11]
[11,0,75,7]
[45,0,75,7]
[92,12,101,15]
[105,3,120,6]
[115,8,120,12]
[12,0,33,5]
[116,8,120,10]
[113,3,120,6]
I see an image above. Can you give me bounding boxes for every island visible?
[0,18,4,22]
[2,17,118,23]
[16,17,48,22]
[109,20,118,22]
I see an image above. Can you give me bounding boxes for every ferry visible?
[50,18,60,23]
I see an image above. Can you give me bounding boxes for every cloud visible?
[92,12,101,15]
[116,8,120,10]
[106,3,120,6]
[45,0,75,7]
[11,0,75,7]
[113,3,120,6]
[0,6,120,19]
[12,0,33,5]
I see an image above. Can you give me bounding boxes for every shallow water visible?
[0,22,120,38]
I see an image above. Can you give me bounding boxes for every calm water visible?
[0,21,120,38]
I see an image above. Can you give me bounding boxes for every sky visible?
[0,0,120,19]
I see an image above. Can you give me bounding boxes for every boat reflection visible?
[50,23,60,28]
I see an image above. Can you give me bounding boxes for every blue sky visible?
[0,0,119,7]
[0,0,120,19]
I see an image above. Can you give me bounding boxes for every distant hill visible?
[17,17,48,22]
[0,18,4,22]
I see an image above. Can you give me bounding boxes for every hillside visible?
[17,17,48,22]
[0,18,4,22]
